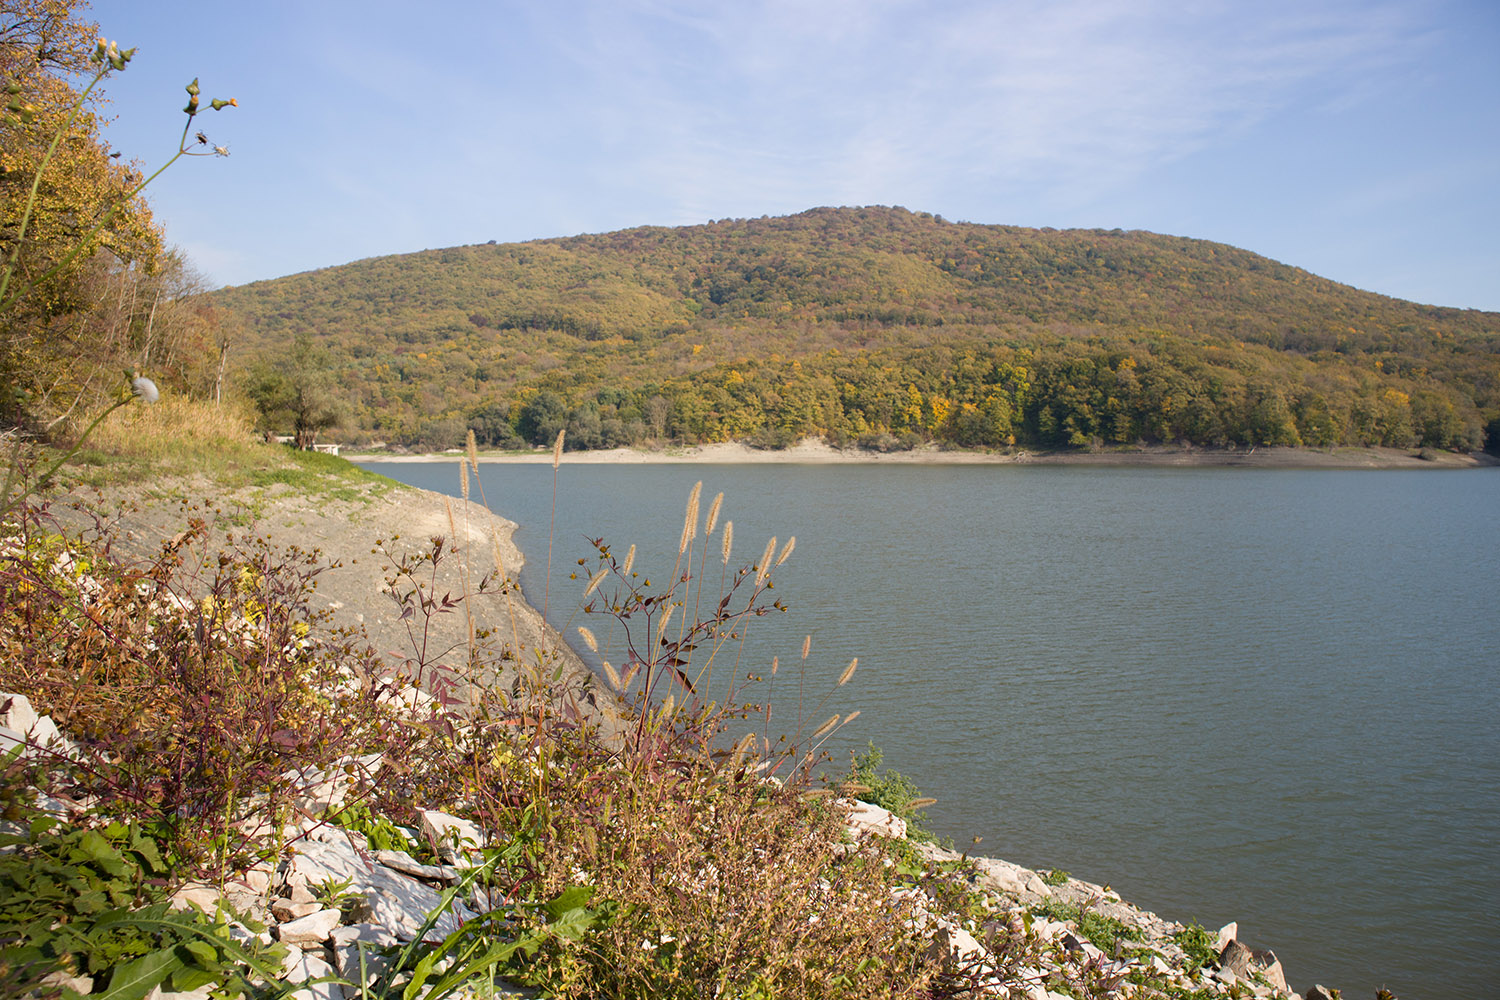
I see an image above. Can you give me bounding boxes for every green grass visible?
[34,397,404,503]
[1031,899,1143,955]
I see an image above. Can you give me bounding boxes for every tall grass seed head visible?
[706,491,723,535]
[680,481,702,553]
[838,657,858,686]
[755,536,776,587]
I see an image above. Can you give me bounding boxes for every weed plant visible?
[1,450,940,997]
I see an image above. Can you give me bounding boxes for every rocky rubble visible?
[3,690,1351,999]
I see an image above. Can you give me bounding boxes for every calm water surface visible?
[360,461,1500,999]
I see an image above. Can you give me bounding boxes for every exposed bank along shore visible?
[350,439,1497,469]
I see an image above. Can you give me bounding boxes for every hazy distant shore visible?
[348,441,1499,469]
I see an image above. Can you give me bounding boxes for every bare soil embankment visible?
[47,476,620,732]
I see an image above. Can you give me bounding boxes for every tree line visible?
[210,208,1498,454]
[1,0,233,433]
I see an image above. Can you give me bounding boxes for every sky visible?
[86,0,1500,312]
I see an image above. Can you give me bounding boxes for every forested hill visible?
[212,206,1500,453]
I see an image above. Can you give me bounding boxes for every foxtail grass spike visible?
[583,568,608,599]
[838,657,858,686]
[576,626,598,652]
[623,544,636,576]
[721,520,733,565]
[706,491,723,535]
[801,635,811,660]
[776,536,796,565]
[552,429,565,468]
[755,536,776,587]
[812,713,840,739]
[680,481,702,553]
[466,428,479,473]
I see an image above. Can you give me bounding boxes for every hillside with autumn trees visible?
[213,206,1500,454]
[2,0,233,438]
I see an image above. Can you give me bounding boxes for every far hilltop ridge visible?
[215,206,1500,458]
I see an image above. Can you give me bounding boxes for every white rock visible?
[281,947,342,1000]
[0,693,73,759]
[42,972,94,996]
[927,918,986,966]
[290,839,474,942]
[375,848,460,884]
[147,985,214,1000]
[231,866,275,895]
[418,808,486,864]
[1261,955,1289,993]
[0,693,39,734]
[332,922,400,982]
[273,899,325,921]
[843,799,908,839]
[226,918,275,948]
[277,908,341,947]
[972,857,1052,900]
[1214,921,1238,953]
[169,883,224,915]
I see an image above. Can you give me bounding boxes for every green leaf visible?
[168,963,219,992]
[71,889,108,914]
[177,937,218,967]
[74,830,129,878]
[543,885,594,921]
[95,948,182,1000]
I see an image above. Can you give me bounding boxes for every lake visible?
[359,459,1500,999]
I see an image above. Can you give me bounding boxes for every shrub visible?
[0,496,429,882]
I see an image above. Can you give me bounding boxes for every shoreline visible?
[347,440,1500,470]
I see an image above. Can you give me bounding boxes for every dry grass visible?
[3,450,940,999]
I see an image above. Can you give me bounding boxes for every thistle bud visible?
[186,78,200,96]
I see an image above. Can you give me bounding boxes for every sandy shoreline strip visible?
[348,441,1498,469]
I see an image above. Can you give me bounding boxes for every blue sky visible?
[89,0,1499,311]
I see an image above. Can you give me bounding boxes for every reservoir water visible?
[359,460,1500,999]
